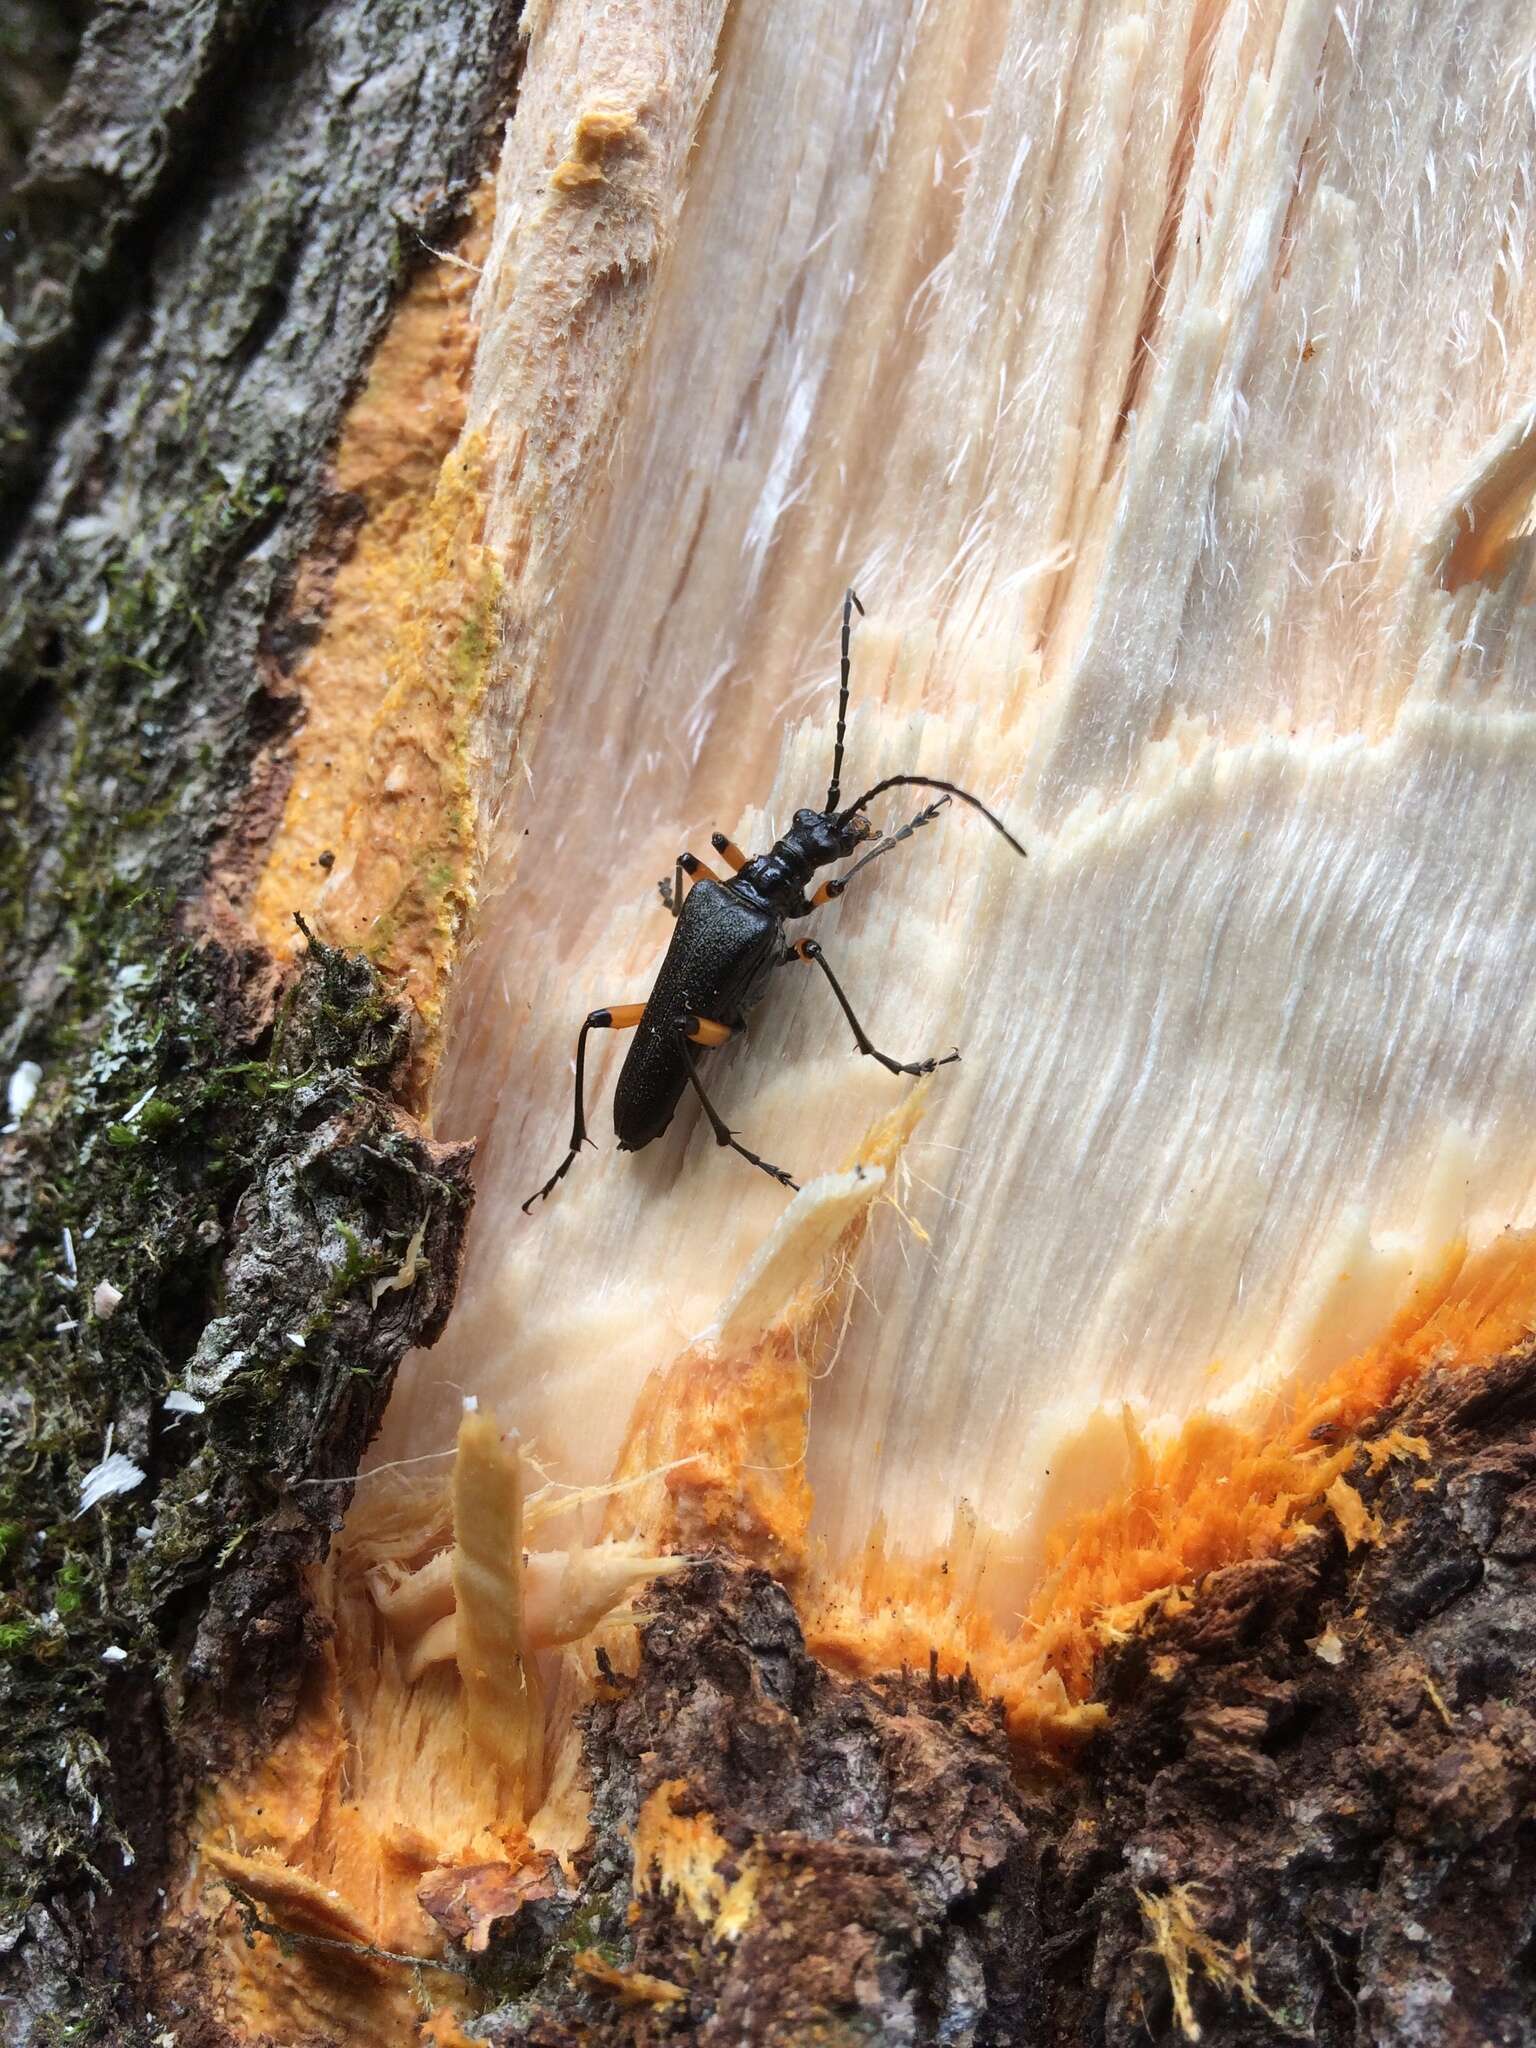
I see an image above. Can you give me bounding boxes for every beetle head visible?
[794,806,878,866]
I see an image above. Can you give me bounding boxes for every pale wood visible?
[371,0,1536,1632]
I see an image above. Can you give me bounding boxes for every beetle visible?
[522,590,1026,1211]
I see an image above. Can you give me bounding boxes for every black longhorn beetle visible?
[522,590,1027,1212]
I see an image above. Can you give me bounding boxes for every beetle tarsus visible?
[811,797,950,905]
[523,1007,642,1212]
[521,1145,585,1214]
[797,938,960,1077]
[676,1027,800,1191]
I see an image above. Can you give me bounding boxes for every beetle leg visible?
[522,1004,646,1212]
[810,796,951,906]
[789,939,960,1078]
[682,1013,733,1047]
[658,849,723,917]
[709,830,750,873]
[675,1022,799,1191]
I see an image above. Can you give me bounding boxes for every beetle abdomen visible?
[613,880,778,1152]
[612,1022,688,1150]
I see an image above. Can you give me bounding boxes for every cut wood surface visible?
[352,0,1536,1625]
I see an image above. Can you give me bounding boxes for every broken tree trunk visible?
[5,0,1536,2043]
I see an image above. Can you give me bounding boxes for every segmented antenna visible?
[818,795,951,900]
[825,587,863,813]
[838,774,1028,860]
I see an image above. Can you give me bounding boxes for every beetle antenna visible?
[838,774,1027,859]
[825,587,863,813]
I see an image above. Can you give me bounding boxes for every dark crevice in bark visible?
[0,0,95,203]
[0,0,278,551]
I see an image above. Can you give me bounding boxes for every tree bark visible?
[495,1349,1536,2045]
[0,1,512,2034]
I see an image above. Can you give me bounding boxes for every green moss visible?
[452,571,497,691]
[466,1875,641,2030]
[0,908,468,1944]
[52,1558,86,1620]
[32,2014,106,2048]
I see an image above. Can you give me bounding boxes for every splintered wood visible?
[344,0,1536,1708]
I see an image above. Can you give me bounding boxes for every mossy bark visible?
[0,3,514,2036]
